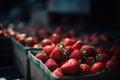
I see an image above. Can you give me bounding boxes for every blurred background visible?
[0,0,119,32]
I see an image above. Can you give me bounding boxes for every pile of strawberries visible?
[34,37,120,78]
[6,26,79,48]
[0,26,14,38]
[1,25,120,78]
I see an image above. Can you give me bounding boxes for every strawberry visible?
[25,37,38,46]
[63,38,76,46]
[69,49,83,60]
[96,46,110,54]
[6,28,16,37]
[85,56,96,66]
[17,37,25,46]
[0,30,5,37]
[72,40,83,49]
[91,36,101,44]
[55,26,63,36]
[65,46,74,56]
[45,58,59,71]
[49,47,65,62]
[113,49,120,57]
[96,53,110,64]
[90,62,105,74]
[100,33,111,42]
[35,53,48,63]
[80,64,90,76]
[35,27,51,38]
[52,68,64,78]
[33,44,41,48]
[81,45,96,57]
[51,33,61,44]
[90,32,99,39]
[90,33,101,43]
[110,44,120,53]
[62,33,71,38]
[83,34,91,43]
[15,33,27,40]
[69,29,78,39]
[41,38,53,47]
[61,58,80,76]
[106,56,120,69]
[43,45,55,56]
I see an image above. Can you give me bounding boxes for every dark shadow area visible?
[0,38,14,67]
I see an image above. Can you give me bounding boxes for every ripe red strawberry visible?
[96,53,110,64]
[72,40,83,49]
[17,37,25,45]
[0,30,5,37]
[69,49,83,60]
[96,46,109,54]
[41,38,53,47]
[45,58,59,71]
[52,68,64,78]
[83,34,91,43]
[65,46,74,56]
[15,33,27,40]
[35,53,48,63]
[106,56,120,69]
[90,33,99,39]
[25,37,38,47]
[51,33,61,44]
[35,27,51,38]
[6,28,16,37]
[63,38,76,46]
[90,33,101,43]
[61,58,80,76]
[69,29,78,39]
[62,33,71,38]
[110,44,120,52]
[33,44,41,48]
[90,62,105,74]
[43,45,55,56]
[100,33,111,42]
[113,49,120,57]
[91,36,101,44]
[55,26,63,36]
[80,64,90,76]
[49,47,65,62]
[85,56,96,66]
[81,45,96,57]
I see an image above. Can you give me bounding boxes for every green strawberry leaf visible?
[78,59,82,64]
[80,66,83,71]
[82,50,88,57]
[59,45,68,59]
[96,53,101,61]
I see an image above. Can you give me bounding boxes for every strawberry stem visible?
[59,44,69,59]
